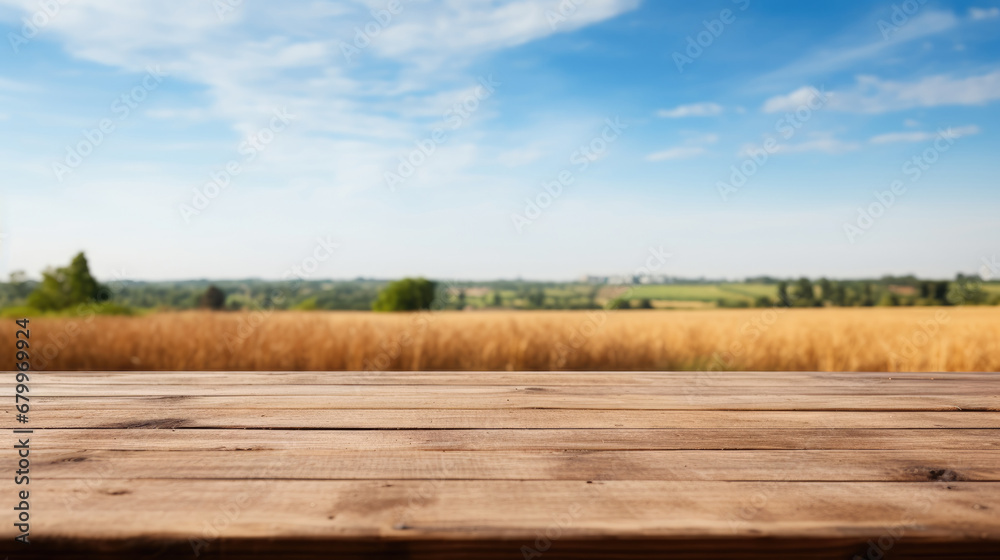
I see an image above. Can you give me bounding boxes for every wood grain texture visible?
[29,370,996,385]
[23,449,1000,481]
[13,409,1000,429]
[18,392,1000,410]
[26,428,1000,450]
[4,370,998,559]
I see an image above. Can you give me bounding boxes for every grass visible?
[6,306,998,372]
[0,303,137,319]
[626,283,775,304]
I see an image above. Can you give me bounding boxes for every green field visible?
[982,283,1000,295]
[627,283,776,304]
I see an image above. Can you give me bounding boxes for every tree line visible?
[1,253,996,315]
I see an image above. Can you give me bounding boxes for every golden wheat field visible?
[6,306,1000,372]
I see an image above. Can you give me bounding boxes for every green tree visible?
[607,298,630,310]
[372,277,437,312]
[919,281,950,304]
[878,292,899,306]
[776,281,789,306]
[792,277,817,307]
[526,288,545,309]
[8,271,31,299]
[948,275,986,305]
[27,252,103,311]
[818,278,832,303]
[636,298,653,309]
[199,285,227,310]
[861,283,875,307]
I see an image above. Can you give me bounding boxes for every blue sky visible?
[1,0,998,281]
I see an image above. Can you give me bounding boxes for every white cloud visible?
[754,10,958,88]
[904,118,920,127]
[688,133,719,144]
[765,71,1000,114]
[870,131,934,144]
[740,133,859,156]
[869,125,980,144]
[497,148,544,167]
[645,146,706,161]
[373,0,640,63]
[145,108,212,120]
[761,86,826,113]
[657,102,723,118]
[970,7,1000,19]
[645,132,718,161]
[0,0,637,201]
[774,138,859,154]
[0,77,38,92]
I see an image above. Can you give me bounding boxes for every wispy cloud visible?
[765,71,1000,114]
[645,146,707,161]
[774,137,860,154]
[0,77,38,92]
[374,0,641,64]
[760,86,826,113]
[969,7,1000,19]
[656,102,723,118]
[645,132,717,161]
[0,0,637,200]
[497,148,544,167]
[739,133,859,156]
[753,10,959,88]
[869,125,980,144]
[145,108,213,121]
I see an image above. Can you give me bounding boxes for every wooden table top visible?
[2,371,998,559]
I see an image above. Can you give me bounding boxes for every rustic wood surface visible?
[2,371,998,559]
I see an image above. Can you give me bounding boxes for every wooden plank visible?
[8,371,999,558]
[28,428,1000,451]
[6,480,997,549]
[28,370,998,386]
[15,393,999,410]
[26,449,1000,481]
[27,381,1000,396]
[14,409,1000,429]
[2,537,996,560]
